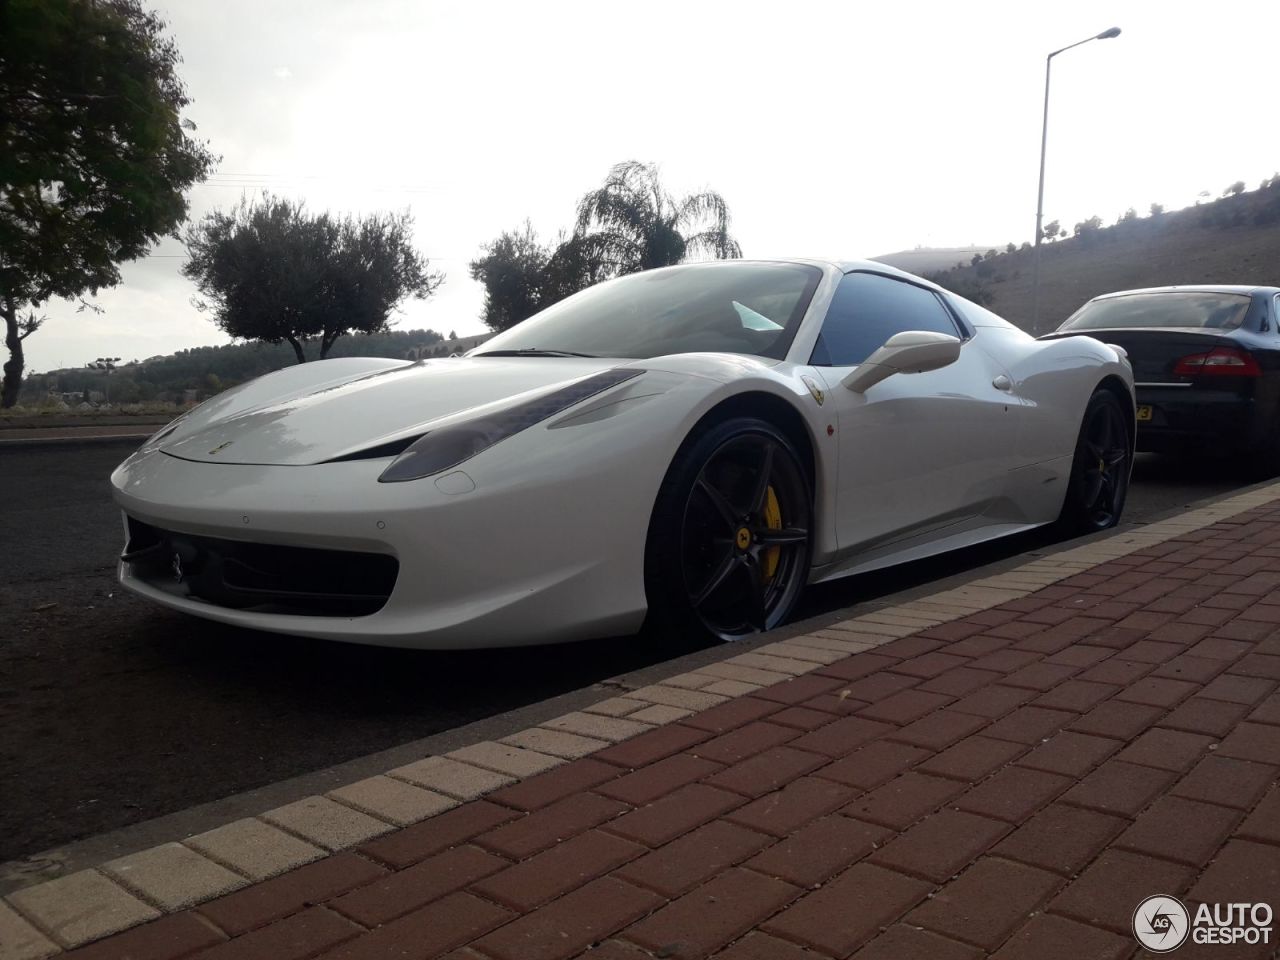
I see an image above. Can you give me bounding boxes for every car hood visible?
[158,356,629,466]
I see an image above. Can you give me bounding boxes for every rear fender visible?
[985,328,1132,465]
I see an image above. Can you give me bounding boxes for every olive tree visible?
[183,195,442,361]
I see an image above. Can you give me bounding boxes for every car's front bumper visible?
[110,440,659,649]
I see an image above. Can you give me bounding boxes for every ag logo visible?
[1133,895,1190,952]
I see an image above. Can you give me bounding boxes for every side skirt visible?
[808,518,1048,585]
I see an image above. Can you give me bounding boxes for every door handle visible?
[992,375,1013,391]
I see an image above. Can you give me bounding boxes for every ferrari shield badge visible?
[801,375,825,406]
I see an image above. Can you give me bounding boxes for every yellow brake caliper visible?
[763,486,782,580]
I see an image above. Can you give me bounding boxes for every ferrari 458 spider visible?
[112,259,1135,648]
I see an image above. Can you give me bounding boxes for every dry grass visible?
[937,207,1280,333]
[0,402,188,428]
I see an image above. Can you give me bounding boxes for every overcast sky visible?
[26,0,1280,373]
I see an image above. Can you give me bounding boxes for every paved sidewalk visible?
[5,486,1280,959]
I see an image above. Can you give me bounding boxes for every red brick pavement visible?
[65,505,1280,959]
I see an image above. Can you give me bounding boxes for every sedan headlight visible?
[378,368,642,482]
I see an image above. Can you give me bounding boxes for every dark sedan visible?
[1042,285,1280,469]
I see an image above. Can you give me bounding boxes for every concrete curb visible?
[4,480,1280,956]
[0,433,150,446]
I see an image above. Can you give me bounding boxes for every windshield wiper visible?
[474,349,600,358]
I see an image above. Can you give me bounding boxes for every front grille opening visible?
[123,517,398,617]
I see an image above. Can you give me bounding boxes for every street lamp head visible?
[1096,26,1121,39]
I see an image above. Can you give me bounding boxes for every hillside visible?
[926,177,1280,333]
[19,328,495,407]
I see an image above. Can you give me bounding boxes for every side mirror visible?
[841,330,963,393]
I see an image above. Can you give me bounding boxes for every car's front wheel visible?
[1058,388,1132,533]
[645,417,813,642]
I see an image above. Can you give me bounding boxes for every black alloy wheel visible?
[1061,389,1132,532]
[646,417,813,642]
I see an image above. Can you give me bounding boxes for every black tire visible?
[644,416,813,643]
[1058,388,1133,533]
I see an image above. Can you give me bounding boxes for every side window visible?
[811,272,960,366]
[1273,295,1280,335]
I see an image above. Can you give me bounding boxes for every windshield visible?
[474,262,823,360]
[1060,291,1252,332]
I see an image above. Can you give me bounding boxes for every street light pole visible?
[1030,26,1121,333]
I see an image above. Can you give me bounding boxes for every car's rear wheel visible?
[645,417,813,642]
[1059,389,1132,533]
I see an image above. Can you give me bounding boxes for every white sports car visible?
[111,259,1134,648]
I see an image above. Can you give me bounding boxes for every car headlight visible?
[378,368,643,482]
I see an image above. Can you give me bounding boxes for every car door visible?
[812,271,1022,554]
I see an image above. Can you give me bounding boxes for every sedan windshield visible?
[474,262,823,360]
[1061,292,1252,331]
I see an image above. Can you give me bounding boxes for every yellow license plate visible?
[1136,405,1153,422]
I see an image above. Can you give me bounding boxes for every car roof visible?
[655,257,971,306]
[1090,284,1280,300]
[648,257,1017,331]
[671,256,922,276]
[781,257,928,281]
[688,256,941,286]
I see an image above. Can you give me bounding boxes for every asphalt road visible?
[0,440,1261,862]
